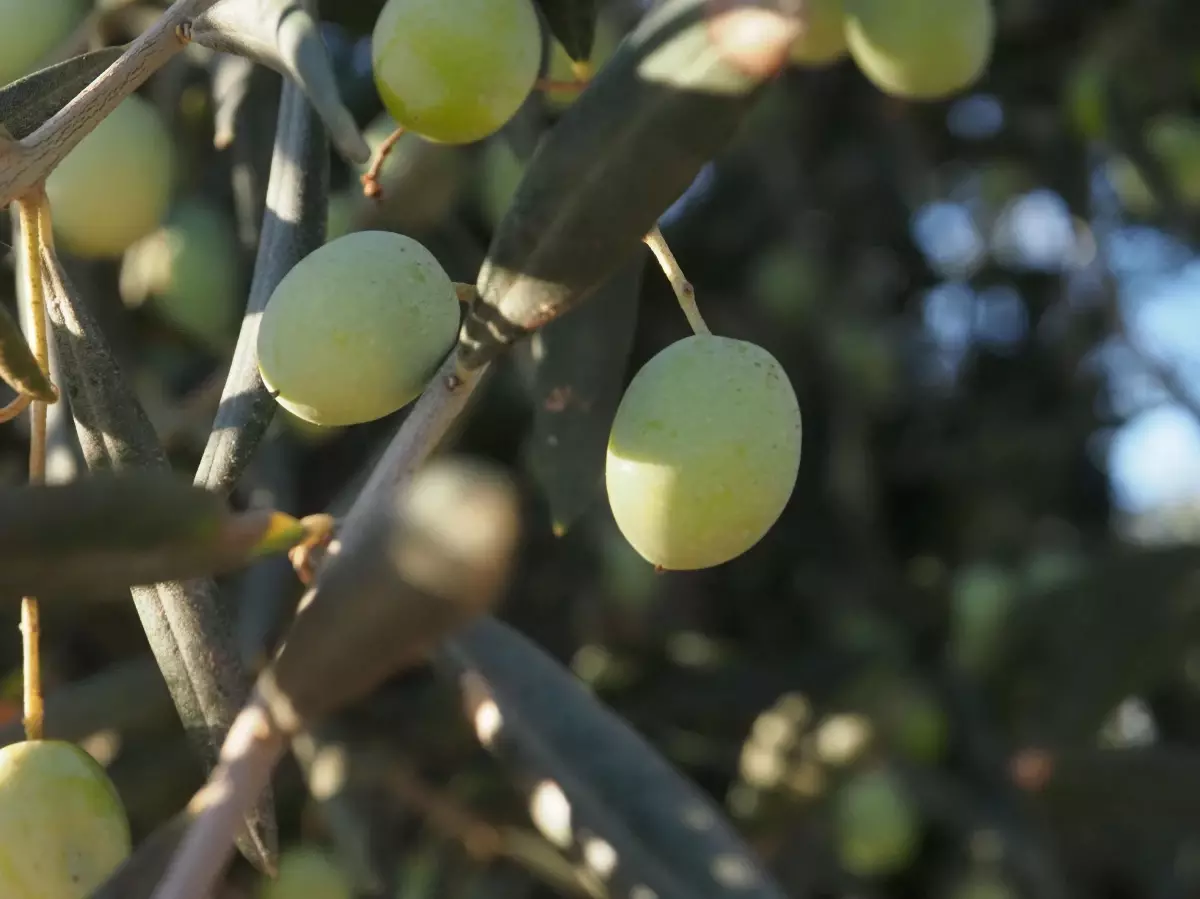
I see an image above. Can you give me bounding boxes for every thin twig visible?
[150,693,287,899]
[644,226,708,335]
[0,0,219,208]
[333,353,486,553]
[0,393,31,423]
[360,125,405,198]
[15,192,50,741]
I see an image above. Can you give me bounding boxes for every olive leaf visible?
[102,459,523,899]
[462,0,799,369]
[0,472,304,597]
[190,0,369,164]
[439,617,791,899]
[194,75,329,494]
[0,46,125,139]
[0,300,56,402]
[260,458,521,727]
[515,259,642,535]
[535,0,598,63]
[42,243,278,873]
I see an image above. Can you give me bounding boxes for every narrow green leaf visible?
[42,245,278,872]
[194,76,330,494]
[0,472,223,553]
[0,46,125,139]
[0,300,55,401]
[462,0,799,369]
[515,259,642,535]
[535,0,598,63]
[440,618,790,899]
[261,458,521,726]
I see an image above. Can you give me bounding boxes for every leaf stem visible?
[16,192,51,742]
[644,226,708,335]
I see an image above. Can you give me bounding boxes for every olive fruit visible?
[259,846,352,899]
[45,94,175,259]
[256,231,460,427]
[788,0,848,67]
[0,0,83,86]
[120,200,240,350]
[844,0,994,100]
[606,335,802,570]
[833,766,921,877]
[0,740,131,899]
[371,0,542,144]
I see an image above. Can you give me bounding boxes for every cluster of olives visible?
[16,0,809,577]
[790,0,995,102]
[255,0,806,571]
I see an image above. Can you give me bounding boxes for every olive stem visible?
[150,692,288,899]
[360,125,406,199]
[644,226,709,336]
[0,394,32,424]
[0,0,218,209]
[15,191,52,742]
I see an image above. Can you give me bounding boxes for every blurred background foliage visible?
[5,0,1200,897]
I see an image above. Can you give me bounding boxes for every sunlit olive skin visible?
[788,0,848,67]
[0,740,131,899]
[257,231,460,427]
[260,846,353,899]
[606,335,802,570]
[834,766,921,877]
[0,0,83,86]
[844,0,994,100]
[45,94,175,259]
[371,0,541,144]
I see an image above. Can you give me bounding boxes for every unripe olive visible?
[949,563,1017,674]
[45,94,175,259]
[120,200,240,350]
[325,190,359,244]
[256,231,460,427]
[0,740,131,899]
[477,138,526,230]
[0,0,83,86]
[788,0,848,67]
[833,766,921,878]
[260,846,352,899]
[844,0,994,101]
[606,335,802,570]
[372,0,542,144]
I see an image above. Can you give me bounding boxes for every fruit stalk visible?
[15,191,51,741]
[644,226,709,335]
